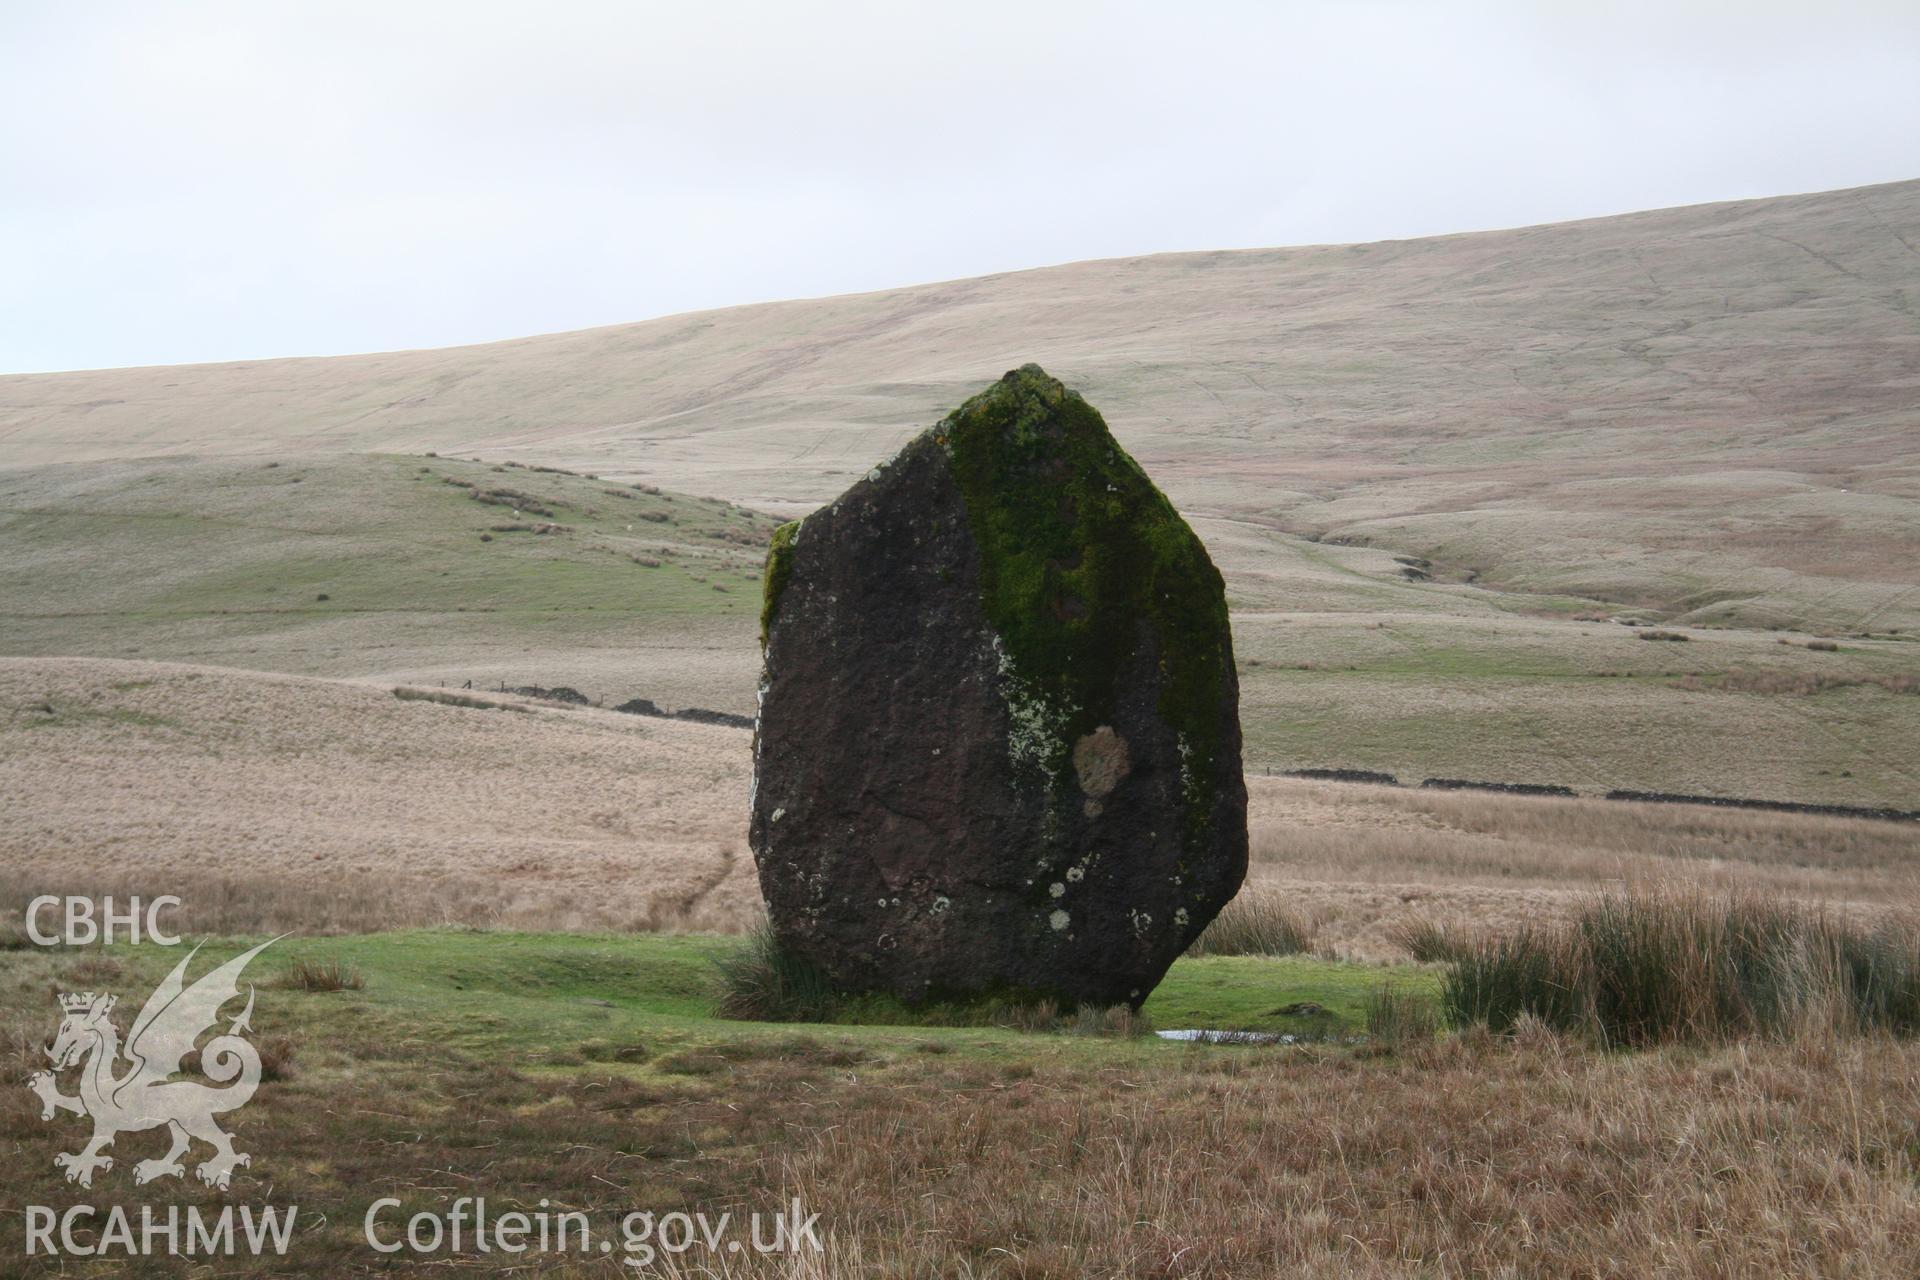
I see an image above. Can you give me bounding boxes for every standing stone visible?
[750,365,1246,1007]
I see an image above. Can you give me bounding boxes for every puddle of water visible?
[1155,1028,1294,1045]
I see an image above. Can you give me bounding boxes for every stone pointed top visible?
[930,362,1092,454]
[966,361,1072,408]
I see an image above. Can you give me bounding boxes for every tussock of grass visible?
[1186,891,1316,957]
[1364,983,1440,1049]
[1442,888,1920,1045]
[1387,917,1468,964]
[3,1021,51,1076]
[255,1033,297,1081]
[713,927,838,1022]
[577,1039,652,1064]
[272,957,365,992]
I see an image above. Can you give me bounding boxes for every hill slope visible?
[0,454,779,707]
[2,183,1917,807]
[4,180,1918,634]
[3,453,1916,807]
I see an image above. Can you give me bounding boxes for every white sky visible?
[4,1,1918,374]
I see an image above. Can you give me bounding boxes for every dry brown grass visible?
[0,866,649,942]
[1184,889,1316,957]
[0,656,763,936]
[1245,776,1920,961]
[682,1034,1920,1277]
[8,657,1914,957]
[390,684,533,712]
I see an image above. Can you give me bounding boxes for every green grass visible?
[10,930,1427,1068]
[0,453,781,667]
[1144,954,1435,1036]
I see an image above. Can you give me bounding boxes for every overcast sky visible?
[3,1,1917,374]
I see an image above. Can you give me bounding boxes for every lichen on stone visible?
[1071,725,1131,798]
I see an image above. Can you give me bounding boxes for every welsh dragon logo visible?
[27,939,278,1190]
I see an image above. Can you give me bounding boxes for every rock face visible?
[750,365,1246,1007]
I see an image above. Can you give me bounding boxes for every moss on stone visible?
[940,364,1233,848]
[760,520,800,648]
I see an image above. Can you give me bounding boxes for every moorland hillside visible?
[4,180,1917,637]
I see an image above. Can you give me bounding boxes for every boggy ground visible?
[2,933,1917,1277]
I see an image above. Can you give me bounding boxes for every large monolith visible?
[750,365,1246,1007]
